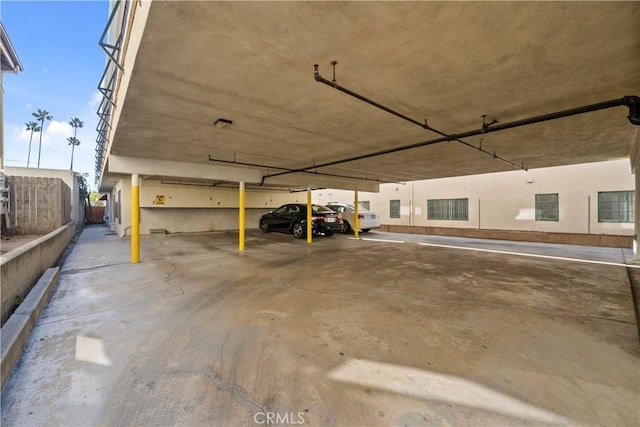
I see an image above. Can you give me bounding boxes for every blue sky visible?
[2,1,108,189]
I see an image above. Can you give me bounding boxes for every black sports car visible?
[259,204,343,238]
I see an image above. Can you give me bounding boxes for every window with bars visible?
[389,200,401,218]
[598,191,634,222]
[535,193,559,221]
[427,198,468,220]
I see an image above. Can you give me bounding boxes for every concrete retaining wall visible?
[380,224,633,248]
[1,267,60,390]
[5,167,82,230]
[6,176,71,235]
[0,222,75,325]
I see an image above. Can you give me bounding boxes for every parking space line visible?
[349,237,406,244]
[416,242,639,269]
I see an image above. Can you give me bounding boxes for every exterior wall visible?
[111,178,303,236]
[140,208,271,234]
[5,176,71,235]
[110,176,132,237]
[0,222,74,325]
[5,167,82,229]
[313,159,634,236]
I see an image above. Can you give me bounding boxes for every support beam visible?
[354,191,359,238]
[631,128,640,259]
[239,181,245,251]
[109,155,262,183]
[265,173,380,193]
[131,173,140,264]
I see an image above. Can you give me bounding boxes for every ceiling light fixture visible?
[213,118,233,129]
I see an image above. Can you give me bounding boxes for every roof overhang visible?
[0,22,23,73]
[99,1,640,191]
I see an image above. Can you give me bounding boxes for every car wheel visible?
[260,220,270,233]
[292,222,305,239]
[325,231,334,237]
[342,221,352,234]
[361,229,370,233]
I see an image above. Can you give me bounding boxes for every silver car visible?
[326,202,381,233]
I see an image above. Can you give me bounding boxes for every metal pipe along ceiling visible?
[261,64,638,183]
[206,155,397,185]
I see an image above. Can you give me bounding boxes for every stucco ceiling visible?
[107,1,640,191]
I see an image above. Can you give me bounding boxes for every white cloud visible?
[38,120,73,146]
[47,120,72,137]
[14,124,31,143]
[88,90,102,108]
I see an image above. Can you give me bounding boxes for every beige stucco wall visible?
[313,159,635,236]
[111,178,304,236]
[140,208,271,234]
[110,176,132,236]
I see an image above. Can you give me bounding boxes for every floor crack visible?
[206,368,266,414]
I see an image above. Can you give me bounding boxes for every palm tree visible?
[32,109,53,168]
[24,121,41,167]
[68,117,84,170]
[67,137,81,170]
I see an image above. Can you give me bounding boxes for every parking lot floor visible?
[1,225,638,426]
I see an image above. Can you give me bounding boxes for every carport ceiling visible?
[109,1,640,190]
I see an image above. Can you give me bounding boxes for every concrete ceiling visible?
[105,1,640,191]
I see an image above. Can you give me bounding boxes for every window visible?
[535,193,559,221]
[360,201,371,210]
[389,200,401,218]
[273,205,288,214]
[427,198,468,220]
[598,191,634,222]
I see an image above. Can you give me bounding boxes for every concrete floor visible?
[1,225,638,426]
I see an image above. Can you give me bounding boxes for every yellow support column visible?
[131,174,140,263]
[239,181,246,251]
[354,190,359,238]
[307,186,312,243]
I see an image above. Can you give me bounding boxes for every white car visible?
[326,202,381,233]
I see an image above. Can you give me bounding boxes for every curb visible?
[1,267,61,390]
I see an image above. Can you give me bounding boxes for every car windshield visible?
[312,205,334,213]
[332,203,371,212]
[327,205,345,213]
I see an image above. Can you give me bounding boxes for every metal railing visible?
[94,0,132,186]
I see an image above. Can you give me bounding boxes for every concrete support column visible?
[239,181,245,251]
[635,171,640,257]
[354,190,359,238]
[307,186,312,243]
[131,174,140,264]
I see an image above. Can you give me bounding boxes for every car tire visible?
[260,220,270,233]
[342,221,352,234]
[361,229,370,233]
[292,222,305,239]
